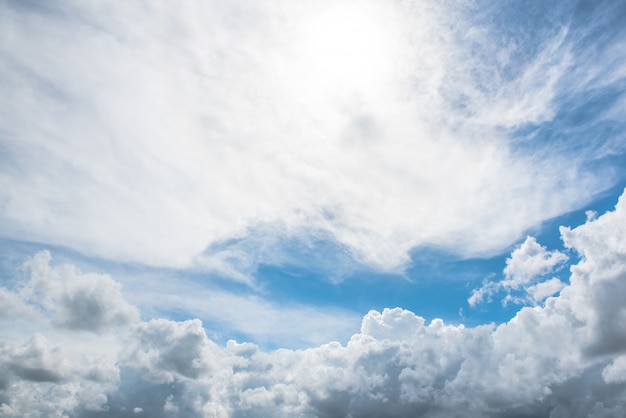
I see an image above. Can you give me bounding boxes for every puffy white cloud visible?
[13,250,139,333]
[0,288,36,321]
[603,355,626,384]
[469,236,569,307]
[467,277,499,307]
[502,236,568,289]
[559,191,626,356]
[525,277,567,303]
[360,307,426,341]
[0,333,120,416]
[121,319,216,384]
[1,334,70,384]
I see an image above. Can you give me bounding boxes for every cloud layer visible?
[1,0,624,277]
[1,189,626,417]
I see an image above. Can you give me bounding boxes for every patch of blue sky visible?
[464,0,574,70]
[254,244,526,329]
[198,224,358,285]
[571,0,626,48]
[252,236,518,327]
[252,181,626,331]
[515,85,625,138]
[216,226,493,322]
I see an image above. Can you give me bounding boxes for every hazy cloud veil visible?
[1,0,626,417]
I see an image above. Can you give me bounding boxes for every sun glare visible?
[293,2,402,101]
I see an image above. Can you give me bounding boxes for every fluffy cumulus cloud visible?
[7,250,139,333]
[469,236,569,307]
[0,190,625,417]
[1,0,624,279]
[0,334,120,415]
[502,237,568,289]
[121,319,217,383]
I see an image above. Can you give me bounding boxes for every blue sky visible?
[1,0,626,416]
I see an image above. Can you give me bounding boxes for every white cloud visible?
[603,355,626,384]
[1,188,626,416]
[1,334,70,384]
[0,288,36,320]
[525,277,567,303]
[559,190,626,355]
[0,0,617,278]
[503,236,568,289]
[469,236,569,307]
[121,319,216,383]
[15,251,139,333]
[360,307,426,341]
[0,333,120,416]
[467,277,499,307]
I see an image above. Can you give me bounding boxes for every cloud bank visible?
[1,189,626,417]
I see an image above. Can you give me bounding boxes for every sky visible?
[1,0,626,416]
